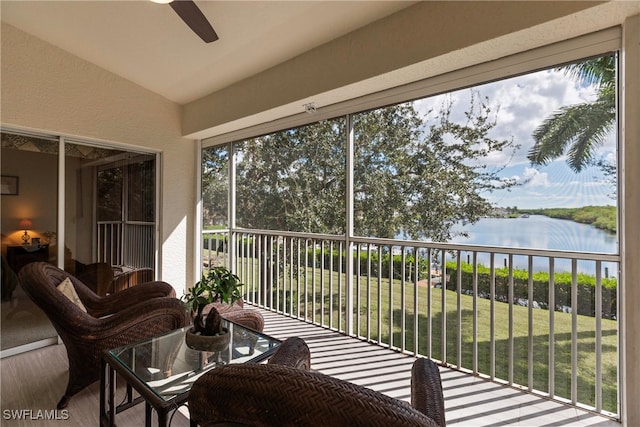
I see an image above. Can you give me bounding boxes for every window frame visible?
[202,27,621,149]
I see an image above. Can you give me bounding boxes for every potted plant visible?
[182,266,244,351]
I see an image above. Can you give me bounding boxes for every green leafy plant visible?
[182,266,243,336]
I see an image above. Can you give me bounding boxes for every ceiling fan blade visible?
[169,0,218,43]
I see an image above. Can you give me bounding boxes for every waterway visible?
[445,215,618,276]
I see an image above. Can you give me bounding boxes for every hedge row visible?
[444,261,617,318]
[203,238,617,318]
[305,249,617,318]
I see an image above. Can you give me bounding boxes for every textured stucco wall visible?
[1,23,196,293]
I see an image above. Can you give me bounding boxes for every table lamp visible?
[19,218,32,245]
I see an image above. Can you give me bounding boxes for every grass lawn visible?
[238,259,618,414]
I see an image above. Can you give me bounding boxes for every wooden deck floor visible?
[258,308,620,427]
[0,307,621,426]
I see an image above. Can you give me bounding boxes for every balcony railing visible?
[97,221,155,269]
[202,228,620,418]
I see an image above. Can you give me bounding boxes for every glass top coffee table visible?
[100,320,281,427]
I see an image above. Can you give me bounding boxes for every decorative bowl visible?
[185,327,230,352]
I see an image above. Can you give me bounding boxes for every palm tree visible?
[527,55,616,172]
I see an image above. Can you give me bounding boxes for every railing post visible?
[595,260,602,412]
[490,252,495,380]
[508,254,514,385]
[456,251,462,369]
[571,259,578,405]
[549,258,555,399]
[527,255,534,392]
[199,227,619,416]
[441,250,447,364]
[472,252,478,374]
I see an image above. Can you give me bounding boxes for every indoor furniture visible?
[18,261,186,409]
[1,254,19,300]
[188,354,445,427]
[100,320,283,427]
[6,244,49,274]
[111,266,154,294]
[203,301,265,332]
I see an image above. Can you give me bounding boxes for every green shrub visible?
[445,261,617,318]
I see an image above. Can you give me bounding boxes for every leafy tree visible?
[202,146,229,228]
[127,158,156,222]
[234,118,346,234]
[96,167,123,221]
[527,55,616,172]
[594,156,617,200]
[96,155,156,223]
[203,91,518,242]
[355,94,518,241]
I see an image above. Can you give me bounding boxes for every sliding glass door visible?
[64,143,157,297]
[1,133,59,354]
[1,131,158,356]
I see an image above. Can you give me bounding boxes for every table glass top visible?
[108,320,281,402]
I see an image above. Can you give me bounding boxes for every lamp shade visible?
[19,218,32,229]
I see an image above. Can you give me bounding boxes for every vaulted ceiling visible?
[3,1,639,140]
[1,1,415,105]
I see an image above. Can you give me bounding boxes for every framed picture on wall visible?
[1,175,19,195]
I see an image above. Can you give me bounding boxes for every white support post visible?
[194,140,203,286]
[229,143,237,272]
[57,137,65,270]
[345,114,355,336]
[621,13,640,427]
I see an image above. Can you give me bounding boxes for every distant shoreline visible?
[493,205,616,234]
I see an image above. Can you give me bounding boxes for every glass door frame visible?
[0,126,161,357]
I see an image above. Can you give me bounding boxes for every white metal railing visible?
[97,221,155,268]
[97,222,123,265]
[202,228,620,418]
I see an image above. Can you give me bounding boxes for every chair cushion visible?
[57,277,87,313]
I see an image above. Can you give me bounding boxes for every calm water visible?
[450,215,617,253]
[445,215,618,275]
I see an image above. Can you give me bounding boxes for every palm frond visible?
[528,101,614,171]
[566,101,615,172]
[561,56,616,91]
[528,105,586,165]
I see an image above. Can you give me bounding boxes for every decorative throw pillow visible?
[57,277,87,313]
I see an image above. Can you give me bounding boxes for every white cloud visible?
[522,167,550,187]
[411,59,618,210]
[413,67,609,171]
[604,151,617,163]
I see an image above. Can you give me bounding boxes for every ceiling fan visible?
[153,0,218,43]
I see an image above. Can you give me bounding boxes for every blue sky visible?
[413,63,617,210]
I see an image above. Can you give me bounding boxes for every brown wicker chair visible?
[111,266,155,294]
[72,261,114,296]
[188,339,445,427]
[18,262,188,409]
[203,301,265,332]
[198,302,265,357]
[264,336,310,370]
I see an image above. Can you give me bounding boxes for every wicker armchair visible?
[203,301,265,332]
[197,301,265,358]
[18,262,187,409]
[189,339,445,427]
[72,261,114,296]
